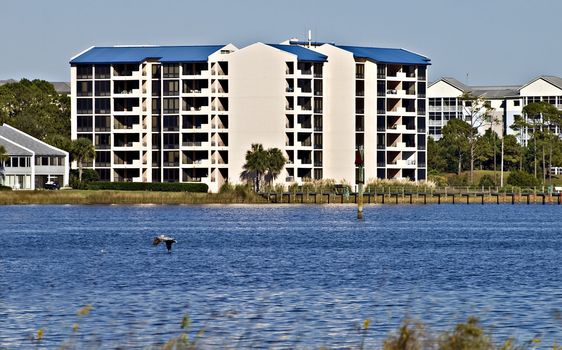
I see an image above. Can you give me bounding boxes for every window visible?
[162,64,179,78]
[95,98,111,114]
[152,99,160,114]
[95,116,110,131]
[77,99,92,114]
[97,169,110,181]
[163,98,179,113]
[163,133,179,149]
[95,151,111,166]
[152,65,161,78]
[77,116,93,132]
[95,65,110,79]
[513,100,520,107]
[95,81,110,96]
[95,134,111,149]
[77,81,92,96]
[152,81,160,96]
[77,65,92,79]
[163,168,179,182]
[163,80,179,96]
[163,115,179,131]
[356,64,364,78]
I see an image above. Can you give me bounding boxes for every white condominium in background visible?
[428,76,562,144]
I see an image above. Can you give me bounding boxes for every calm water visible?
[1,204,562,348]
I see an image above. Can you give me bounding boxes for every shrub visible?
[478,175,496,187]
[0,185,12,191]
[428,174,448,187]
[85,182,208,192]
[219,182,234,193]
[507,170,541,187]
[69,169,100,189]
[438,317,495,350]
[447,174,469,186]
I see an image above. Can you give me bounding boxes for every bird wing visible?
[165,240,174,251]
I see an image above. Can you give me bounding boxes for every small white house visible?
[0,124,69,189]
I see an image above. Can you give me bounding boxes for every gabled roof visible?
[336,45,431,65]
[0,135,33,156]
[519,75,562,91]
[70,45,225,64]
[50,82,71,95]
[429,77,471,92]
[0,124,67,156]
[267,44,327,62]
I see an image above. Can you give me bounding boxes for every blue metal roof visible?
[267,44,327,62]
[70,45,225,64]
[337,45,431,65]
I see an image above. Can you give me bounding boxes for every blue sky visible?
[1,0,560,85]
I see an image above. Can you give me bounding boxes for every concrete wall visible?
[313,44,356,183]
[227,43,293,185]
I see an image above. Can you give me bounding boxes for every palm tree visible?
[241,143,268,192]
[71,138,95,182]
[0,145,8,183]
[264,147,286,186]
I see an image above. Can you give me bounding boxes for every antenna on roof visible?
[466,72,469,86]
[308,30,312,47]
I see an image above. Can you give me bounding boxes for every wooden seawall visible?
[260,191,562,205]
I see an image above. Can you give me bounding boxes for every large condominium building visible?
[70,40,430,192]
[428,76,562,143]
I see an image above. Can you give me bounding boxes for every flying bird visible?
[153,235,177,252]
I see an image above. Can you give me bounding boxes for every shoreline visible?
[0,190,560,205]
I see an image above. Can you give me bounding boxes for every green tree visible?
[513,102,562,179]
[439,118,472,175]
[71,138,95,182]
[459,92,495,183]
[241,144,287,192]
[0,79,70,141]
[502,135,522,171]
[427,137,447,173]
[264,147,286,186]
[241,143,268,192]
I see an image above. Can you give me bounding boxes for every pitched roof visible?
[430,77,471,92]
[471,86,520,99]
[0,124,67,156]
[267,44,327,62]
[336,45,431,65]
[0,135,33,156]
[519,75,562,91]
[70,45,225,64]
[50,82,71,95]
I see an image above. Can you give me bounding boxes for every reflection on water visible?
[1,204,562,348]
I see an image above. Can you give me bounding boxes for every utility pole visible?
[500,136,504,187]
[356,146,365,220]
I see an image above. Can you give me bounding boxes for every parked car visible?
[44,181,60,190]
